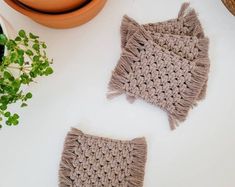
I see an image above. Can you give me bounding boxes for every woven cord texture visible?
[59,128,147,187]
[108,2,210,129]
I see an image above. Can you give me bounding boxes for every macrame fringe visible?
[59,128,83,186]
[195,37,209,101]
[128,137,147,187]
[121,2,205,46]
[107,27,148,101]
[125,26,152,52]
[197,37,209,58]
[178,3,205,38]
[120,15,131,48]
[197,80,208,100]
[126,95,136,103]
[177,2,209,107]
[107,52,138,100]
[169,57,210,129]
[178,2,190,17]
[121,15,140,48]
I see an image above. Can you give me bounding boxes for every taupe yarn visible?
[108,3,210,129]
[59,128,147,187]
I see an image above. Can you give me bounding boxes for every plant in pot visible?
[0,16,53,128]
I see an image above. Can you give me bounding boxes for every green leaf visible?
[6,40,16,49]
[15,36,21,41]
[12,120,19,126]
[6,120,12,126]
[4,111,10,117]
[20,73,31,84]
[0,104,7,111]
[42,43,47,49]
[32,43,40,51]
[21,103,28,107]
[10,52,17,62]
[17,49,24,56]
[13,113,19,119]
[23,38,29,46]
[33,55,40,62]
[19,30,26,38]
[26,49,33,56]
[0,34,8,45]
[29,33,39,39]
[4,71,12,79]
[1,95,8,102]
[26,92,32,99]
[16,56,24,66]
[45,67,53,75]
[29,71,36,78]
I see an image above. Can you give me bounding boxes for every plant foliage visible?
[0,30,53,128]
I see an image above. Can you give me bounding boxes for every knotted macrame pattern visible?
[59,128,147,187]
[108,3,210,129]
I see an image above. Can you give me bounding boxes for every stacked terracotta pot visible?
[222,0,235,15]
[4,0,107,29]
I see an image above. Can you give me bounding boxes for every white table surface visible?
[0,0,235,187]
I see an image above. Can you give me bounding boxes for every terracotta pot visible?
[222,0,235,16]
[4,0,107,29]
[17,0,88,13]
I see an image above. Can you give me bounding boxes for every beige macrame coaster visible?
[59,128,147,187]
[108,3,210,129]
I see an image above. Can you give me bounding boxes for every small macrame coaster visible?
[108,3,210,129]
[59,128,147,187]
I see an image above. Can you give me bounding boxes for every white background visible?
[0,0,235,187]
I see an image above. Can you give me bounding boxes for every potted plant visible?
[0,16,53,128]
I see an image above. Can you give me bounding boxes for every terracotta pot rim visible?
[5,0,104,20]
[17,0,87,13]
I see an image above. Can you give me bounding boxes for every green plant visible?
[0,29,53,128]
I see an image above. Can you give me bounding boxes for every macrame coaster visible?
[59,128,147,187]
[108,3,210,129]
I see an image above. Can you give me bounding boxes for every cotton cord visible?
[59,128,147,187]
[108,3,210,129]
